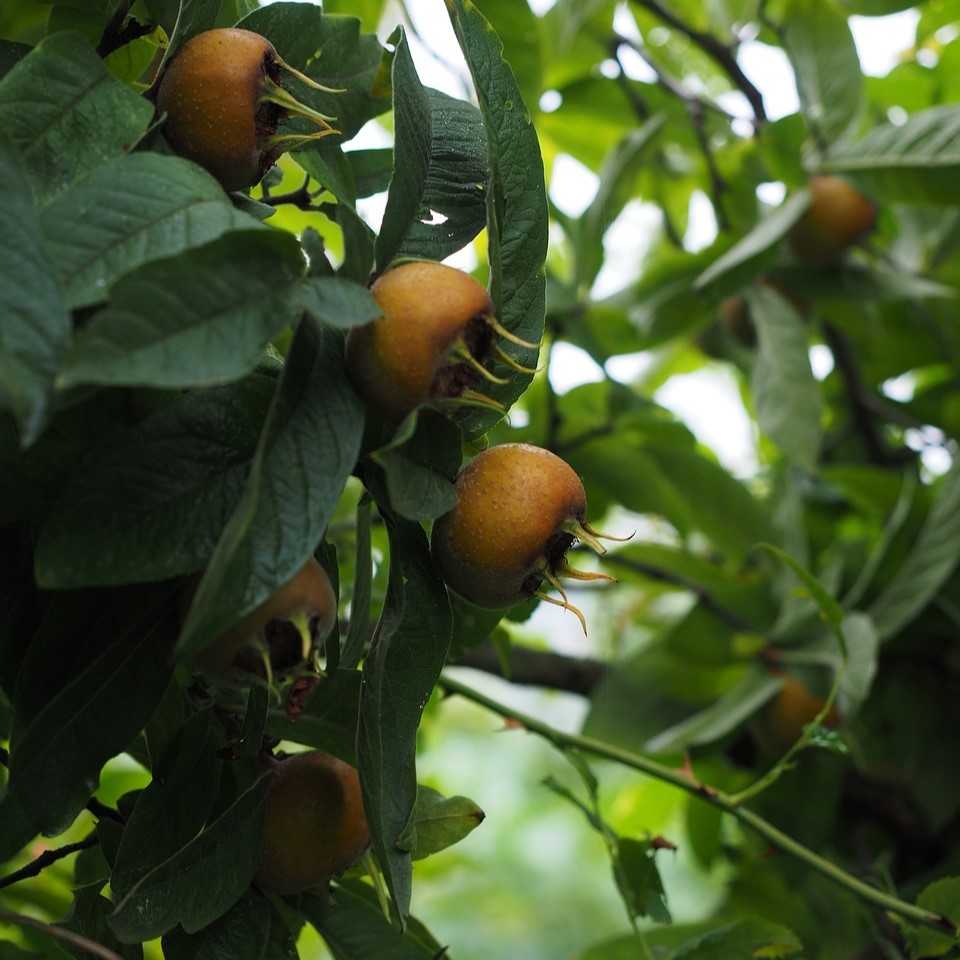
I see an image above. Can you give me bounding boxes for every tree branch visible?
[0,834,98,892]
[454,643,607,696]
[628,0,767,125]
[603,554,758,632]
[439,673,959,941]
[0,907,123,960]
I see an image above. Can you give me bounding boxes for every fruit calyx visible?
[344,261,541,424]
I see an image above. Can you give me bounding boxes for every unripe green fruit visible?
[186,557,337,678]
[255,750,371,895]
[431,443,616,631]
[344,261,537,423]
[787,175,877,266]
[156,28,338,191]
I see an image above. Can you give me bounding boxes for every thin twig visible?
[455,643,607,695]
[0,834,98,892]
[439,673,959,941]
[629,0,767,126]
[0,908,123,960]
[603,554,757,632]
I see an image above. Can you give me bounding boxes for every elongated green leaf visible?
[410,786,484,860]
[371,408,462,522]
[868,458,960,641]
[644,665,783,755]
[356,515,452,922]
[109,774,272,943]
[35,377,274,588]
[111,709,223,899]
[446,0,548,435]
[695,191,811,293]
[748,284,823,470]
[906,877,960,958]
[375,27,431,270]
[57,885,143,960]
[41,153,260,309]
[0,32,153,202]
[177,318,364,662]
[0,134,71,446]
[162,890,272,960]
[576,116,666,287]
[782,0,862,143]
[825,105,960,204]
[374,28,487,268]
[341,500,372,671]
[298,276,381,330]
[0,584,176,859]
[302,882,444,959]
[58,231,304,390]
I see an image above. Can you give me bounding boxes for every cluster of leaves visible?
[2,0,960,958]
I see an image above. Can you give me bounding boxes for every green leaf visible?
[695,191,811,293]
[472,0,543,109]
[57,885,143,960]
[781,0,863,143]
[644,665,783,755]
[341,499,372,671]
[375,27,487,267]
[162,890,272,960]
[371,407,462,521]
[109,773,272,943]
[356,515,452,922]
[177,318,364,662]
[410,785,485,860]
[824,105,960,204]
[906,877,960,957]
[868,458,960,642]
[0,133,71,446]
[0,584,176,860]
[239,5,392,143]
[58,231,304,390]
[301,881,445,959]
[575,116,666,287]
[0,31,153,202]
[111,709,224,899]
[446,0,548,436]
[35,376,274,588]
[298,276,382,330]
[614,836,671,924]
[41,153,261,309]
[265,669,362,764]
[672,918,803,958]
[747,283,823,470]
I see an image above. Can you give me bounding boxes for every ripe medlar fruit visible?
[344,261,538,424]
[755,673,840,752]
[156,27,340,191]
[186,557,337,679]
[255,749,371,895]
[787,175,877,266]
[430,442,621,631]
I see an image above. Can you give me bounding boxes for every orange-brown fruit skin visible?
[787,175,877,266]
[255,750,371,895]
[757,674,841,751]
[187,557,337,677]
[431,443,588,609]
[156,28,282,191]
[344,261,495,423]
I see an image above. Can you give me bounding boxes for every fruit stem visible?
[438,673,960,943]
